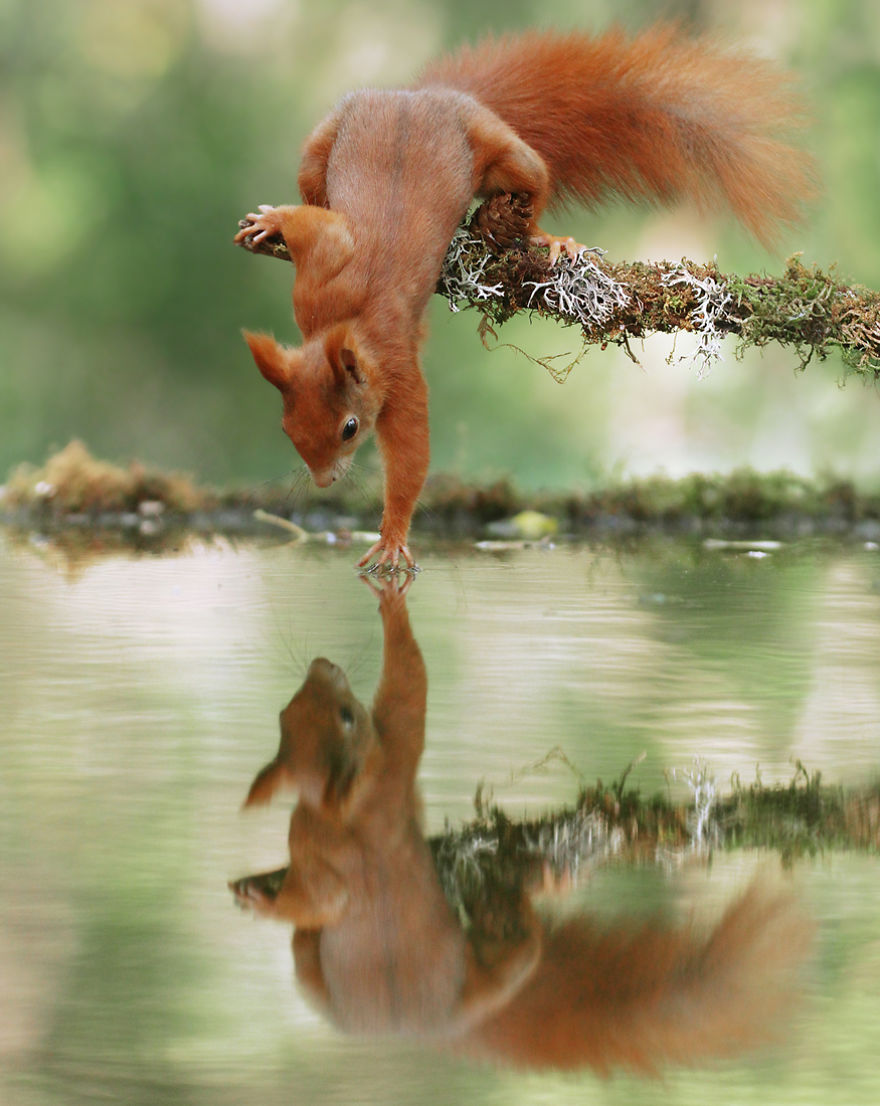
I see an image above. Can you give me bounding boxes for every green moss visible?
[2,440,209,514]
[4,445,880,562]
[439,233,880,381]
[235,766,879,919]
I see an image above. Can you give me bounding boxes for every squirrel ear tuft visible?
[242,330,295,393]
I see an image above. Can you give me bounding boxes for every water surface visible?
[1,534,878,1105]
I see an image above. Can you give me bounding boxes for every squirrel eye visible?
[339,706,355,726]
[341,416,359,442]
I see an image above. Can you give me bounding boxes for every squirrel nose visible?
[310,469,335,488]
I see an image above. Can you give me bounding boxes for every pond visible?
[1,532,878,1106]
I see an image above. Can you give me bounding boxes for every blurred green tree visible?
[1,0,877,495]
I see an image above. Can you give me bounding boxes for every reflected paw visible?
[229,877,275,916]
[359,569,414,603]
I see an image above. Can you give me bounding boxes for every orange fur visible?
[466,881,813,1073]
[231,578,541,1034]
[236,27,814,567]
[419,26,814,241]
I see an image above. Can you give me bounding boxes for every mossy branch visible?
[236,196,880,382]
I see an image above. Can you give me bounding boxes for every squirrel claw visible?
[357,538,418,574]
[233,205,283,246]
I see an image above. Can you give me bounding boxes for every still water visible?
[1,532,878,1105]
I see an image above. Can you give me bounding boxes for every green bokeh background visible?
[2,0,879,493]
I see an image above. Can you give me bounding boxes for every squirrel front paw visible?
[233,204,286,247]
[357,535,417,573]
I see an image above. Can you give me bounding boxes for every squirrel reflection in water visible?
[230,576,811,1074]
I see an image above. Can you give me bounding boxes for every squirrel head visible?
[243,658,377,813]
[243,327,382,488]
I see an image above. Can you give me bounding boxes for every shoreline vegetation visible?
[2,441,880,555]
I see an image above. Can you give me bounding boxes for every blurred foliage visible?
[2,0,880,496]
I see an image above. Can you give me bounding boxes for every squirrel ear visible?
[242,756,288,808]
[242,330,294,394]
[339,347,366,386]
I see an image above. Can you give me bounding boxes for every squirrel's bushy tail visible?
[468,881,812,1074]
[418,26,815,245]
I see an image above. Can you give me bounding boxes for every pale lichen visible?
[440,225,507,311]
[521,246,631,332]
[661,263,734,377]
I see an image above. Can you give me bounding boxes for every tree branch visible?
[235,196,880,381]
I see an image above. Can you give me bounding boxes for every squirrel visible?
[230,574,543,1037]
[235,25,814,570]
[230,577,812,1072]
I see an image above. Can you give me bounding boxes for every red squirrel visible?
[235,27,814,568]
[230,578,811,1071]
[231,575,542,1037]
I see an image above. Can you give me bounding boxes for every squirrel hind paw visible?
[529,231,583,264]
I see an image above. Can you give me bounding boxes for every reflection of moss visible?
[436,765,880,908]
[717,765,880,862]
[236,767,879,919]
